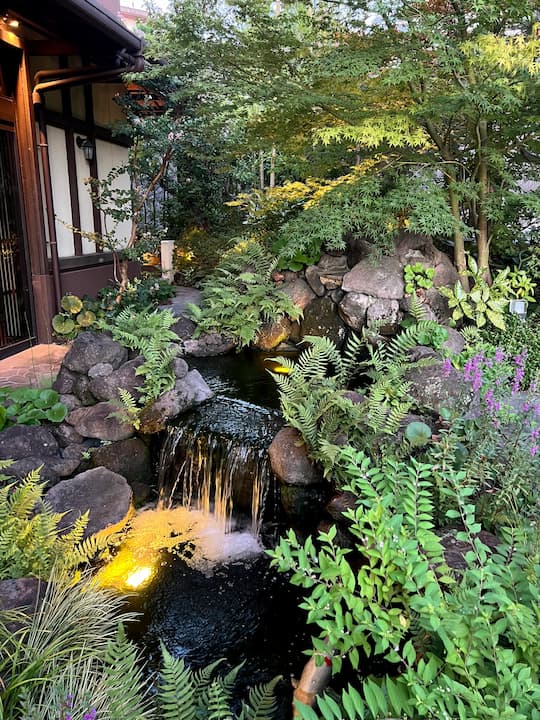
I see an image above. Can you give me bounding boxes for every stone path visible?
[0,344,68,389]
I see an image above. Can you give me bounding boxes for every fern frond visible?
[104,623,152,719]
[239,675,282,720]
[158,644,196,720]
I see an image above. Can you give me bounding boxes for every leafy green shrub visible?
[188,239,302,348]
[403,262,435,294]
[0,465,101,580]
[52,294,99,339]
[269,445,540,720]
[96,276,175,315]
[480,314,540,387]
[0,387,67,429]
[174,225,237,284]
[439,256,535,331]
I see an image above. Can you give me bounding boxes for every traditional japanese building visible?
[0,0,144,355]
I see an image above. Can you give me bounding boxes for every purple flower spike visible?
[442,358,452,377]
[494,347,505,363]
[530,444,538,457]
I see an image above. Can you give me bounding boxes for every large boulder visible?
[405,362,469,414]
[338,292,372,330]
[138,370,213,434]
[366,298,401,334]
[66,402,135,441]
[88,358,145,403]
[342,255,404,299]
[183,332,236,357]
[0,578,46,625]
[268,427,323,486]
[253,317,292,351]
[88,437,152,485]
[44,467,133,538]
[61,332,128,374]
[0,425,59,460]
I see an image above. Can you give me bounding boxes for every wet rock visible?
[0,425,58,460]
[439,529,500,571]
[268,427,323,486]
[301,296,347,348]
[88,437,152,485]
[253,317,292,351]
[44,467,133,539]
[325,490,359,522]
[171,315,198,340]
[138,370,213,434]
[280,278,316,310]
[342,255,404,299]
[183,332,236,357]
[62,332,128,374]
[88,358,144,403]
[67,402,135,442]
[280,483,330,531]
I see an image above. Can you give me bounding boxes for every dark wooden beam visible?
[27,40,80,56]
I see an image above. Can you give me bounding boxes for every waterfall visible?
[158,396,282,536]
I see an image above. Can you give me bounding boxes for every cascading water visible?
[157,395,283,536]
[98,353,308,718]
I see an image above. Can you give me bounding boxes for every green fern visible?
[158,645,197,720]
[104,623,153,719]
[239,675,282,720]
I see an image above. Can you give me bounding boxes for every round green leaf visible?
[0,405,6,431]
[76,309,97,327]
[39,389,60,405]
[52,315,76,335]
[60,294,83,314]
[405,421,432,447]
[45,402,68,423]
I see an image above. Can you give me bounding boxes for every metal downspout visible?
[35,105,62,312]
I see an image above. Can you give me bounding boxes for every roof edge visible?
[54,0,144,55]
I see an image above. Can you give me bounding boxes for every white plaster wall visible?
[74,142,98,255]
[47,125,74,258]
[95,140,131,250]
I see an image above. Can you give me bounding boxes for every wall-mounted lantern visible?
[76,136,96,163]
[508,299,528,321]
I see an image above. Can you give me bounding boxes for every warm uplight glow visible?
[268,363,291,375]
[126,566,153,589]
[7,18,18,27]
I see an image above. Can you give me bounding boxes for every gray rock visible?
[44,467,133,539]
[171,316,198,340]
[280,484,330,530]
[366,298,401,334]
[268,427,323,486]
[183,332,236,357]
[301,296,347,348]
[342,255,404,299]
[58,394,82,412]
[62,332,128,374]
[72,374,97,406]
[305,265,325,297]
[88,438,152,485]
[0,577,46,615]
[395,232,438,263]
[425,287,453,324]
[53,367,77,394]
[253,317,292,351]
[405,362,469,413]
[88,358,144,403]
[432,251,460,289]
[338,292,372,330]
[329,289,345,304]
[172,357,189,379]
[280,278,316,310]
[0,425,58,460]
[317,253,349,274]
[442,328,466,356]
[325,490,359,521]
[52,422,84,448]
[88,363,113,379]
[67,402,135,441]
[2,458,59,486]
[139,370,213,433]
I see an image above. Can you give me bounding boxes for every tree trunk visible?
[270,146,276,188]
[293,652,333,717]
[447,175,469,291]
[477,120,491,282]
[259,150,265,189]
